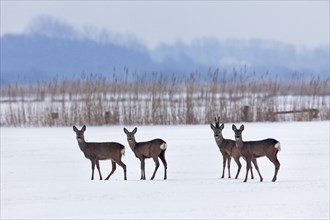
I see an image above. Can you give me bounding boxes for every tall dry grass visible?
[1,68,329,127]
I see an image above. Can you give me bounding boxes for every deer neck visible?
[128,138,137,151]
[215,135,224,145]
[235,138,244,148]
[77,138,87,151]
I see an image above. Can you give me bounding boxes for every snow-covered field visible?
[1,121,329,219]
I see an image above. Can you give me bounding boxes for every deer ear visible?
[133,127,137,134]
[220,123,224,130]
[240,125,244,131]
[123,128,128,134]
[82,125,86,132]
[210,124,215,130]
[232,124,237,131]
[73,125,78,132]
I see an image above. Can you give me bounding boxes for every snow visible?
[1,121,329,219]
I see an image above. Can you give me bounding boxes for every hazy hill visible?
[1,34,159,84]
[1,16,329,84]
[151,38,329,79]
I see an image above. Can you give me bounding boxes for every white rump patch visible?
[275,142,281,151]
[121,148,125,156]
[160,143,167,150]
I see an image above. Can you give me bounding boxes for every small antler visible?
[214,116,220,128]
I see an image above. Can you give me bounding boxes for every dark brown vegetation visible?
[1,69,329,126]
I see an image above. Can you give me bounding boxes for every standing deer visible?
[124,127,167,180]
[232,124,281,182]
[210,117,256,179]
[73,125,127,180]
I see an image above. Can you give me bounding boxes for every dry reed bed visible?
[1,70,329,126]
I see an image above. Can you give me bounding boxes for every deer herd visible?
[73,117,281,183]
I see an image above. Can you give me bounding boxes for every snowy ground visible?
[1,121,329,219]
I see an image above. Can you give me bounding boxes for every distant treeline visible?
[0,69,329,126]
[2,25,329,85]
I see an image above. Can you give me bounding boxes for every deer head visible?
[73,125,86,142]
[124,127,137,144]
[232,124,244,141]
[210,117,224,140]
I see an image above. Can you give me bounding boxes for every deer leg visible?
[250,164,254,180]
[159,151,167,180]
[227,156,231,178]
[268,151,280,182]
[90,160,96,180]
[233,157,242,179]
[95,160,103,180]
[252,159,263,182]
[151,157,160,180]
[105,161,116,180]
[115,160,127,180]
[140,158,146,180]
[273,151,281,182]
[250,159,257,180]
[221,154,226,178]
[244,159,251,182]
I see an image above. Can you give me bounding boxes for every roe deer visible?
[210,117,256,179]
[73,125,127,180]
[124,127,167,180]
[232,124,281,182]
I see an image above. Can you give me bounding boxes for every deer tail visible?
[274,142,281,152]
[160,143,167,150]
[121,148,126,156]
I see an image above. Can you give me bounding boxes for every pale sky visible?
[1,1,329,49]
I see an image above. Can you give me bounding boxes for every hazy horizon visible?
[1,1,329,50]
[1,2,329,85]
